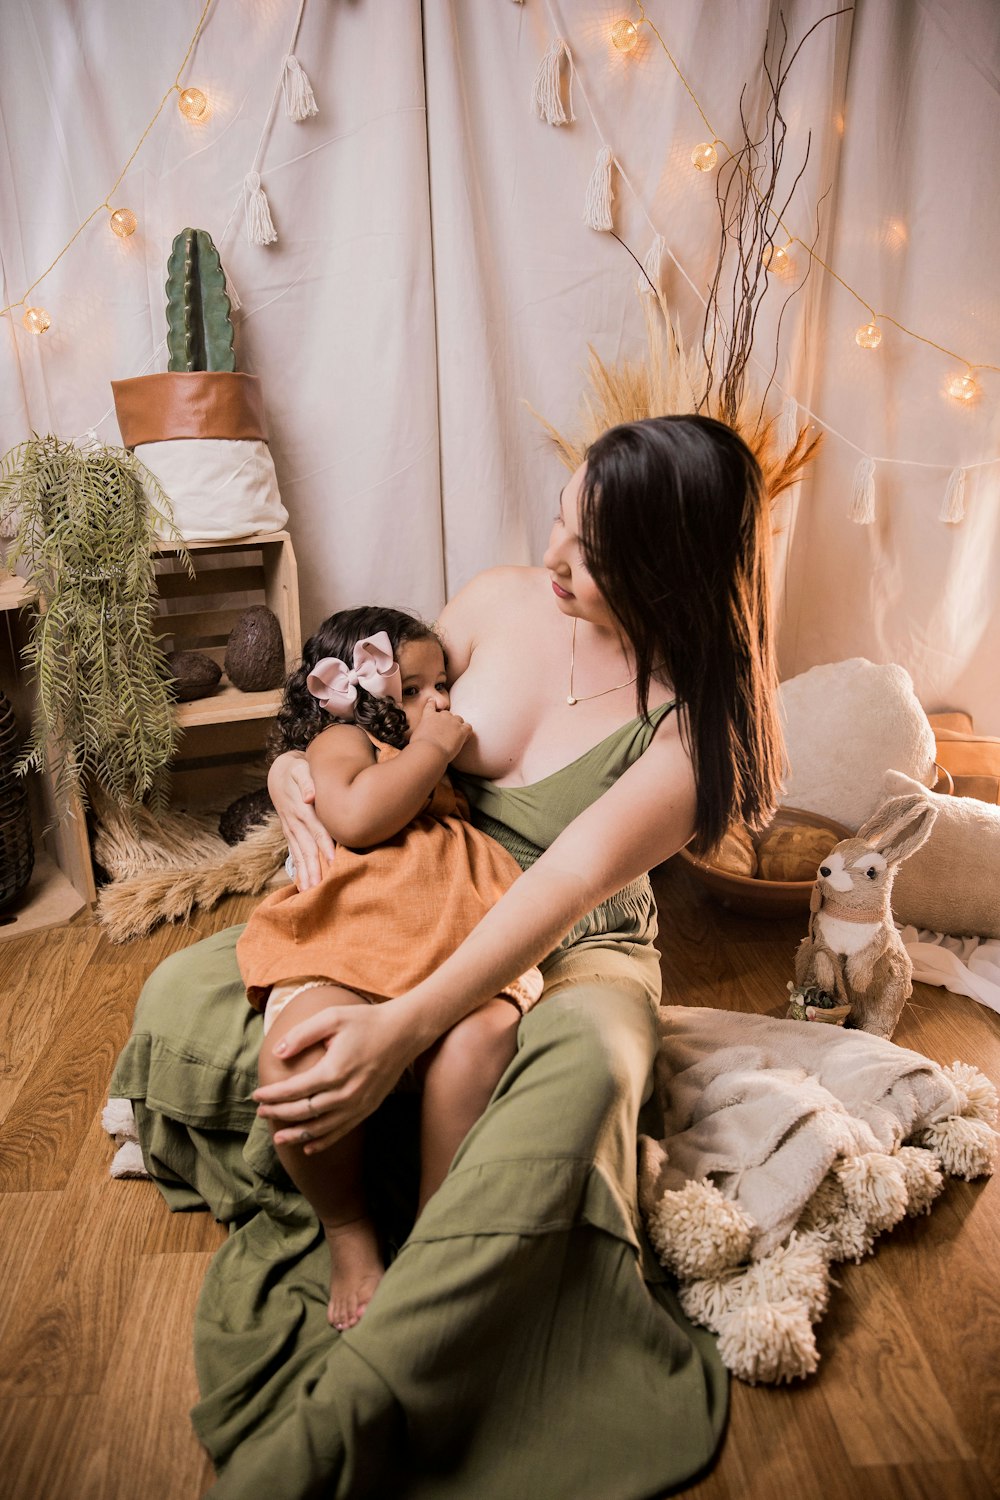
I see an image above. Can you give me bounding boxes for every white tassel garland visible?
[531,37,575,126]
[244,171,278,247]
[583,146,615,232]
[639,233,665,296]
[940,466,967,524]
[848,456,876,524]
[778,395,799,455]
[282,54,318,121]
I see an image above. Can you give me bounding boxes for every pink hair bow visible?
[306,631,403,716]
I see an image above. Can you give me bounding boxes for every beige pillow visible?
[780,660,936,831]
[884,769,1000,939]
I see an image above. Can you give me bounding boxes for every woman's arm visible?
[254,726,695,1145]
[307,706,470,848]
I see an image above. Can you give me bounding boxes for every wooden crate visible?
[152,531,301,809]
[0,532,301,934]
[0,574,93,936]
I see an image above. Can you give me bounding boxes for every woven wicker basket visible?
[0,689,34,908]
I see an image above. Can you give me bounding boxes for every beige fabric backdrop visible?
[2,0,997,727]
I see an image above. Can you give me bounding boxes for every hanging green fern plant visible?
[0,434,191,811]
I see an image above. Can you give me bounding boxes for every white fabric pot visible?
[135,438,288,542]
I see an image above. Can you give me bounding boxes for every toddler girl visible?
[237,606,541,1331]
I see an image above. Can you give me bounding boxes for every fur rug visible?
[639,1006,998,1385]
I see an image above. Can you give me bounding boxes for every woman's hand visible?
[253,1001,417,1152]
[268,751,335,890]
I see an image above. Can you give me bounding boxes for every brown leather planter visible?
[111,372,286,542]
[111,372,269,446]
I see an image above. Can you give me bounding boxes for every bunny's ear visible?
[854,793,938,865]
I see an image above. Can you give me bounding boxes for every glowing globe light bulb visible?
[611,19,639,51]
[109,207,138,238]
[691,141,718,172]
[855,322,882,350]
[22,306,51,335]
[947,371,979,402]
[762,243,791,274]
[178,87,209,122]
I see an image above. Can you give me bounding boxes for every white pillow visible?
[779,659,936,832]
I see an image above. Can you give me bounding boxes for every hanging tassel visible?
[940,466,967,524]
[639,233,665,296]
[531,37,575,126]
[583,146,615,232]
[223,268,242,313]
[778,395,798,454]
[848,456,876,524]
[282,54,318,122]
[243,171,278,247]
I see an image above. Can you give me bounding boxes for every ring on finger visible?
[299,1129,313,1144]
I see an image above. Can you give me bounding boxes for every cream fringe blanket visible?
[639,1006,998,1386]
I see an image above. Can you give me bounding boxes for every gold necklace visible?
[566,619,639,706]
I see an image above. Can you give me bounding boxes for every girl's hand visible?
[253,1002,416,1151]
[268,751,335,890]
[410,699,472,763]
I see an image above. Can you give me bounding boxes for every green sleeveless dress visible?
[110,703,727,1499]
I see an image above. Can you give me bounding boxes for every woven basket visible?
[0,690,34,908]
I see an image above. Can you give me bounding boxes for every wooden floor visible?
[0,859,997,1500]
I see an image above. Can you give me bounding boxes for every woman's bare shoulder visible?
[439,567,546,666]
[445,565,544,612]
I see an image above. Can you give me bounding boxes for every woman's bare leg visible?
[258,985,384,1330]
[416,998,520,1213]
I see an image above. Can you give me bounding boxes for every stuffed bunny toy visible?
[793,792,938,1039]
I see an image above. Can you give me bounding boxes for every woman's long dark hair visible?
[578,414,785,857]
[274,605,440,755]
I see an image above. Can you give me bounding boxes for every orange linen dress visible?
[236,736,531,1012]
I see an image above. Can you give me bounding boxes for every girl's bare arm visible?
[306,707,469,848]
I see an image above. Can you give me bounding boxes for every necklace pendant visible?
[566,695,577,706]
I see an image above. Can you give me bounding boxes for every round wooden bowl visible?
[676,806,854,918]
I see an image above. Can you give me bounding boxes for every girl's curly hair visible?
[273,605,442,756]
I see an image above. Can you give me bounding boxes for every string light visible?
[610,19,640,52]
[178,87,210,122]
[629,0,1000,396]
[22,307,51,335]
[762,241,793,274]
[0,0,213,330]
[947,370,979,402]
[109,207,138,238]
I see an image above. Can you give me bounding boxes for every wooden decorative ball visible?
[219,786,274,846]
[168,650,223,701]
[225,606,285,692]
[710,824,758,877]
[755,822,839,883]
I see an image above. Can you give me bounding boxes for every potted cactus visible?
[112,228,287,541]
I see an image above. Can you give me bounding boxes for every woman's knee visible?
[521,983,658,1108]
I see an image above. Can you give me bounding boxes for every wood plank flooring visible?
[0,859,997,1500]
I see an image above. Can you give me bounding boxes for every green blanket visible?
[111,926,727,1498]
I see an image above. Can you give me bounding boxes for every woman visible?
[112,415,783,1498]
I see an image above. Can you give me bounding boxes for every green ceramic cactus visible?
[165,228,236,373]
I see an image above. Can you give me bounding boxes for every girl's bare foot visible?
[322,1215,384,1330]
